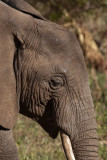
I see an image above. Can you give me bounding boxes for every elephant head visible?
[0,0,98,159]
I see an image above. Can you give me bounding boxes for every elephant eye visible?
[51,80,61,87]
[49,77,64,89]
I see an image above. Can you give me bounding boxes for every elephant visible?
[0,0,98,160]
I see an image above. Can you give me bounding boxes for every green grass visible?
[99,144,107,160]
[90,71,107,160]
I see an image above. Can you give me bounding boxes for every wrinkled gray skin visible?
[0,0,98,159]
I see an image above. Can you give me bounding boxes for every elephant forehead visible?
[34,21,88,81]
[35,53,87,81]
[40,30,72,55]
[38,25,83,63]
[38,37,86,73]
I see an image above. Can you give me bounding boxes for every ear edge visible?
[1,0,47,21]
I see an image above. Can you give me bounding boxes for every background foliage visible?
[13,0,107,159]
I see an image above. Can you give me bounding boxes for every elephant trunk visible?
[60,94,98,160]
[60,117,98,160]
[71,117,98,159]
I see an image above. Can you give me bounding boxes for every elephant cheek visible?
[54,96,76,137]
[70,110,98,160]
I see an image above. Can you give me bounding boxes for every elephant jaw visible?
[60,131,75,160]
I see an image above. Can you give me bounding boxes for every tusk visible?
[60,131,75,160]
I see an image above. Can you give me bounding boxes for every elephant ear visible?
[1,0,46,20]
[0,1,40,129]
[0,2,20,129]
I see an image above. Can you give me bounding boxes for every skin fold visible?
[0,0,98,159]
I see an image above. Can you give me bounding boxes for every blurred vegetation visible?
[13,0,107,159]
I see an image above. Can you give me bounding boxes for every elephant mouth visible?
[49,128,75,160]
[38,119,75,159]
[37,118,59,139]
[49,129,59,139]
[45,125,59,139]
[50,129,75,160]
